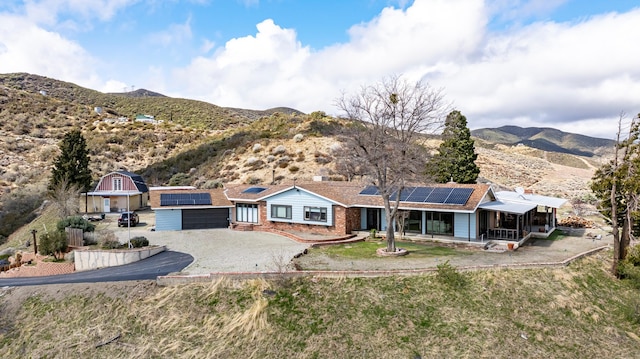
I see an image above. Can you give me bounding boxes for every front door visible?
[366,209,379,230]
[103,198,111,213]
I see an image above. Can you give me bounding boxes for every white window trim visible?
[113,177,123,191]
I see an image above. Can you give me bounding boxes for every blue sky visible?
[1,0,639,139]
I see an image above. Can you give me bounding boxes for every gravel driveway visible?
[109,212,310,274]
[108,211,612,274]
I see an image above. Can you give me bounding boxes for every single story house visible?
[82,171,149,213]
[150,180,566,243]
[149,187,232,230]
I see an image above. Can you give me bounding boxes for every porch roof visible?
[478,201,536,215]
[495,191,566,208]
[87,191,142,196]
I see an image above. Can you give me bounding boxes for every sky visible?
[0,0,639,139]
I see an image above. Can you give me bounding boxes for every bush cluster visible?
[56,216,95,233]
[435,260,468,288]
[619,245,640,288]
[38,231,68,259]
[130,236,149,248]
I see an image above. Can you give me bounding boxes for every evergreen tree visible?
[49,129,92,192]
[429,110,480,183]
[590,114,640,276]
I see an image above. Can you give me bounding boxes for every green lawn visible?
[313,239,472,259]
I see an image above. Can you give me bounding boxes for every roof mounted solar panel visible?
[359,185,379,195]
[405,187,434,203]
[242,187,267,194]
[424,187,454,204]
[160,192,211,206]
[444,188,474,205]
[399,187,416,201]
[390,187,416,201]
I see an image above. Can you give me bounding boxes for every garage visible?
[151,189,233,231]
[182,208,229,229]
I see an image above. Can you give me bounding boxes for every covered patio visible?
[478,190,567,242]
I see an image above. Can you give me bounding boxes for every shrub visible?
[293,134,304,142]
[83,232,99,246]
[252,143,263,152]
[315,155,333,164]
[57,216,96,233]
[626,244,640,266]
[39,231,68,259]
[247,176,261,185]
[169,173,191,186]
[288,165,299,173]
[98,230,121,249]
[435,260,468,288]
[203,180,223,189]
[130,236,149,248]
[101,239,122,249]
[272,145,286,155]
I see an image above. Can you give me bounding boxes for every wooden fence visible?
[65,227,84,247]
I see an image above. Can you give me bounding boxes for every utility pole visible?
[30,229,38,255]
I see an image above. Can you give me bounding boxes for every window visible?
[236,203,258,223]
[271,204,292,219]
[304,206,327,222]
[425,212,454,235]
[113,177,123,191]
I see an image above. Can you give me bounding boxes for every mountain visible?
[471,125,615,157]
[0,73,303,129]
[0,73,610,239]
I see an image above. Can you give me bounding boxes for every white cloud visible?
[171,19,312,110]
[0,13,100,88]
[2,0,639,140]
[441,8,640,139]
[148,16,193,46]
[101,79,128,93]
[23,0,139,25]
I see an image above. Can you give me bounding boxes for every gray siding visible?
[155,209,182,231]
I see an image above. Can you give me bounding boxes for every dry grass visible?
[3,204,60,249]
[2,254,640,358]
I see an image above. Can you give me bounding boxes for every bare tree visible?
[48,177,81,218]
[336,75,448,253]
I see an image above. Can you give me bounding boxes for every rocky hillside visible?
[0,73,614,237]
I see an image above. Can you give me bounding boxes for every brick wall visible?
[230,202,362,236]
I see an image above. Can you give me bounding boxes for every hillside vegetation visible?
[1,253,639,358]
[0,72,613,239]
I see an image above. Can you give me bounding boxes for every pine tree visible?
[430,110,480,184]
[590,114,640,276]
[49,129,92,192]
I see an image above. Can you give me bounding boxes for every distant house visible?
[135,114,158,124]
[82,171,149,213]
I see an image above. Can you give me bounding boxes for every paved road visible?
[0,250,193,287]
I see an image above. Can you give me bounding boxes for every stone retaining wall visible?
[74,245,166,271]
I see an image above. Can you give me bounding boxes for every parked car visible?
[117,211,139,227]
